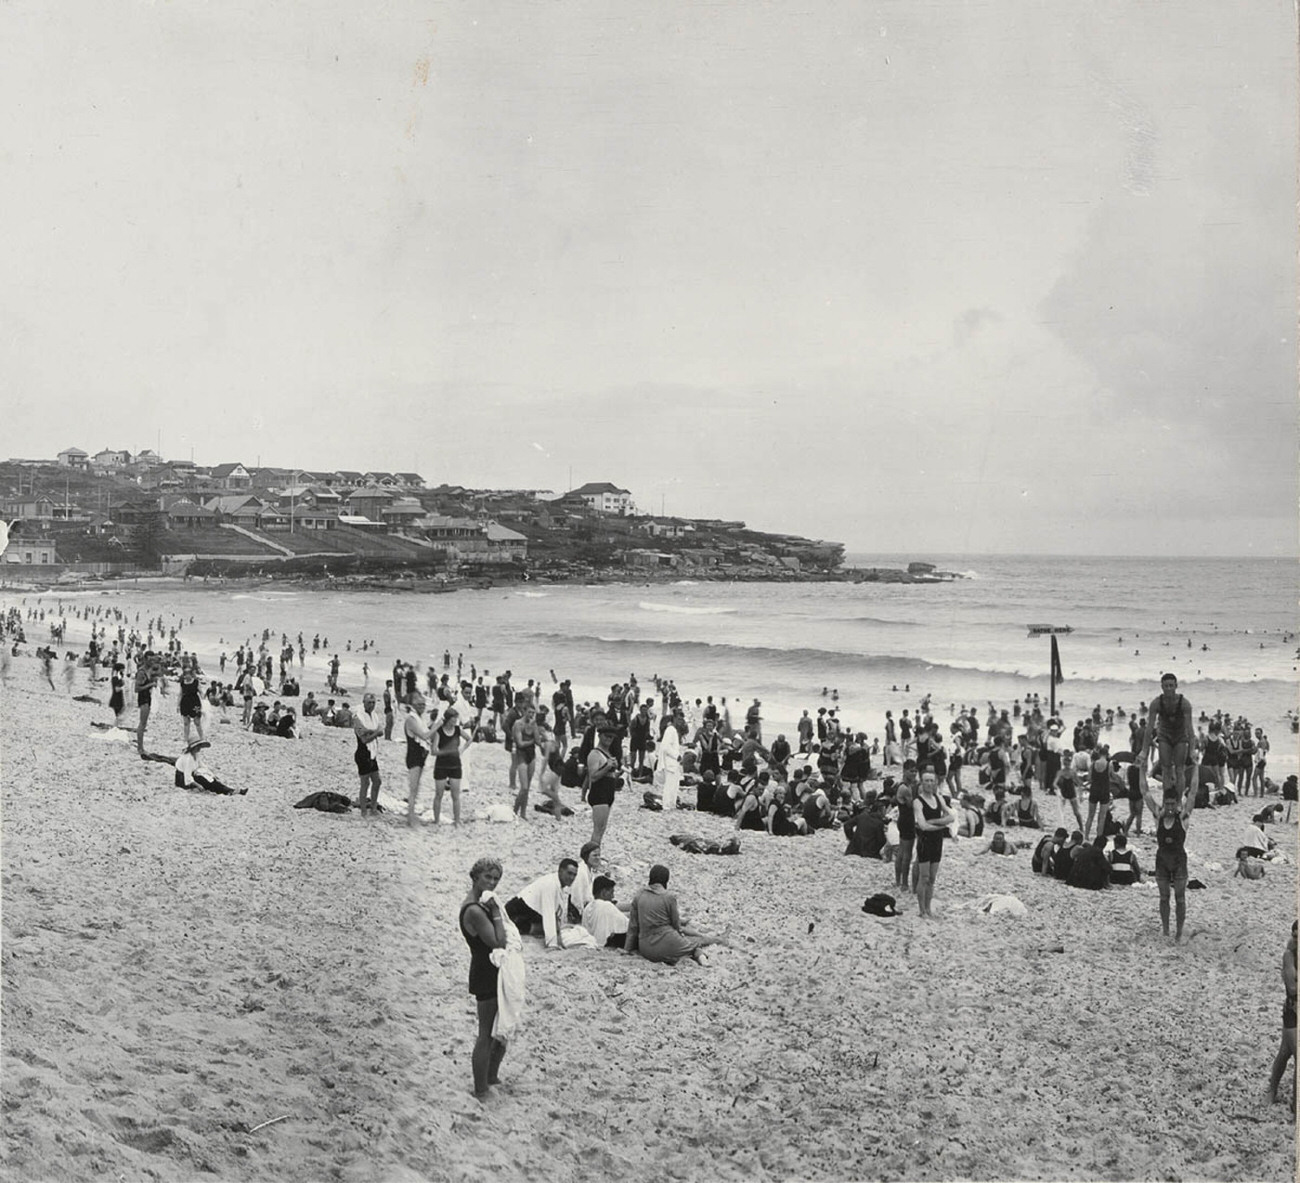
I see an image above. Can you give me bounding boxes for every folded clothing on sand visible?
[669,833,741,855]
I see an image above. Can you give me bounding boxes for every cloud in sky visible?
[1,0,1294,555]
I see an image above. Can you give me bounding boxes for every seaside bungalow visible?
[275,485,341,512]
[161,496,216,529]
[422,515,483,544]
[641,518,692,540]
[290,507,339,531]
[345,487,394,520]
[679,548,722,568]
[209,463,253,491]
[570,481,635,516]
[380,497,426,531]
[204,494,270,529]
[91,448,132,472]
[133,449,161,467]
[484,521,528,562]
[334,470,365,490]
[362,471,401,488]
[1,535,57,565]
[626,548,680,570]
[394,472,425,489]
[57,447,89,469]
[1,495,57,522]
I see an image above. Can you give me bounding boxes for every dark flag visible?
[1050,634,1064,686]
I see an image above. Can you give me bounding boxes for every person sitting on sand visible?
[302,691,319,717]
[798,778,834,831]
[275,708,298,739]
[765,782,808,836]
[843,793,887,859]
[1067,836,1112,890]
[955,793,984,838]
[733,771,770,832]
[582,875,630,948]
[174,741,241,795]
[625,864,730,966]
[1032,827,1068,874]
[1106,833,1142,885]
[1050,831,1084,881]
[504,859,580,950]
[1010,784,1042,829]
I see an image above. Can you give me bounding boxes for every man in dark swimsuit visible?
[1140,673,1193,807]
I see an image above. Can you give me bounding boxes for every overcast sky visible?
[3,1,1295,555]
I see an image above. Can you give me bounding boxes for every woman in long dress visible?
[624,864,729,966]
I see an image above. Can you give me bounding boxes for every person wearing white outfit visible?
[658,715,683,812]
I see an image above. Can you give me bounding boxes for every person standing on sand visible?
[1139,776,1195,943]
[459,857,509,1098]
[134,651,161,755]
[912,768,954,919]
[352,691,384,815]
[432,700,471,827]
[177,655,206,747]
[403,693,433,826]
[1267,919,1297,1104]
[585,723,623,848]
[1141,673,1193,806]
[893,761,919,892]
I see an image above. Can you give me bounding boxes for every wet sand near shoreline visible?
[2,649,1296,1183]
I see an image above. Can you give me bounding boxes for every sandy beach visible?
[2,637,1296,1183]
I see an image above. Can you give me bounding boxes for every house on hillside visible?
[345,486,394,520]
[626,548,679,570]
[1,495,57,522]
[362,471,401,488]
[423,515,483,544]
[484,521,528,561]
[91,448,132,472]
[394,472,425,488]
[161,496,217,529]
[1,534,57,565]
[57,447,89,469]
[291,507,339,531]
[380,497,426,531]
[209,463,253,490]
[570,482,634,515]
[204,494,270,528]
[641,518,692,540]
[334,470,365,490]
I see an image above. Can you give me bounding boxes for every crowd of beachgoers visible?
[3,592,1296,1115]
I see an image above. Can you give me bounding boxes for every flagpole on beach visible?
[1049,634,1063,717]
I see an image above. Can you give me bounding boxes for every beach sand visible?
[2,649,1296,1182]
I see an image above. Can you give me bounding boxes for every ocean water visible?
[10,555,1297,771]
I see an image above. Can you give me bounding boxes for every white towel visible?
[490,918,526,1043]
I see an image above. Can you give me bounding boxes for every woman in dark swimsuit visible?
[178,655,205,746]
[109,662,126,725]
[585,725,622,847]
[1052,750,1084,832]
[912,770,954,919]
[511,706,540,819]
[433,703,470,827]
[459,857,507,1098]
